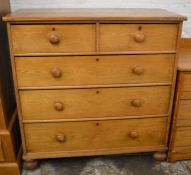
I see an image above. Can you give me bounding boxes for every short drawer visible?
[174,127,191,147]
[15,54,175,87]
[11,24,96,54]
[24,117,167,153]
[20,86,171,120]
[100,24,178,52]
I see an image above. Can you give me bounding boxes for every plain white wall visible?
[10,0,191,37]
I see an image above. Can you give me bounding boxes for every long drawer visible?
[100,24,178,52]
[20,86,171,120]
[15,54,175,87]
[11,24,178,54]
[24,117,167,153]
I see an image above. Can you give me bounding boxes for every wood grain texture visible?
[0,1,21,174]
[11,24,96,54]
[15,54,175,87]
[4,8,184,162]
[100,24,178,52]
[19,86,171,120]
[3,8,186,22]
[24,117,167,153]
[168,39,191,162]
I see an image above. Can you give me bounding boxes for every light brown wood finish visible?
[15,54,175,87]
[4,9,185,164]
[168,38,191,162]
[3,8,186,22]
[24,117,167,154]
[0,0,21,174]
[20,86,171,120]
[11,24,96,54]
[100,24,178,52]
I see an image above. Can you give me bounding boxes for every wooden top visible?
[178,39,191,71]
[3,8,186,22]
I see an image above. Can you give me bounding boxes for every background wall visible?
[10,0,191,37]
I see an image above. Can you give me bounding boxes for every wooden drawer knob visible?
[131,99,143,107]
[51,67,62,78]
[56,133,66,143]
[54,102,64,111]
[134,33,145,43]
[48,33,60,44]
[132,66,144,75]
[129,131,139,139]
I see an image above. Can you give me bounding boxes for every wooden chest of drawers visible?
[168,39,191,161]
[3,8,185,168]
[0,0,21,174]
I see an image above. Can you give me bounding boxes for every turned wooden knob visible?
[134,33,145,43]
[48,33,60,44]
[131,99,143,107]
[51,67,62,78]
[56,133,66,143]
[132,66,144,75]
[129,131,139,139]
[54,102,64,111]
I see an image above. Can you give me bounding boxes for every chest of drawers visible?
[0,0,21,174]
[3,8,186,169]
[168,39,191,161]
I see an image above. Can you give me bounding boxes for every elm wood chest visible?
[0,0,21,174]
[3,8,186,163]
[168,39,191,161]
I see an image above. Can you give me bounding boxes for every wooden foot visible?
[23,160,39,171]
[153,152,167,161]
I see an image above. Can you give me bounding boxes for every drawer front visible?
[0,139,5,162]
[11,24,96,54]
[100,24,178,52]
[174,127,191,147]
[20,86,171,120]
[181,73,191,99]
[16,54,175,87]
[24,117,167,153]
[176,100,191,126]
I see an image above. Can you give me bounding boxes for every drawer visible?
[100,24,178,52]
[20,86,171,120]
[176,100,191,126]
[0,132,16,162]
[181,73,191,99]
[174,127,191,147]
[24,117,167,153]
[15,54,175,87]
[11,24,96,54]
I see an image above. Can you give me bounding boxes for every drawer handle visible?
[131,99,143,107]
[54,102,64,111]
[132,66,144,75]
[129,131,139,139]
[134,33,145,43]
[56,133,66,143]
[48,33,60,44]
[51,68,62,78]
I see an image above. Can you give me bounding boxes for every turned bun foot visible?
[153,152,167,161]
[23,160,39,170]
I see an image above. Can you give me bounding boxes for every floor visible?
[22,153,191,175]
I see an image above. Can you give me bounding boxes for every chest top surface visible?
[3,8,186,22]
